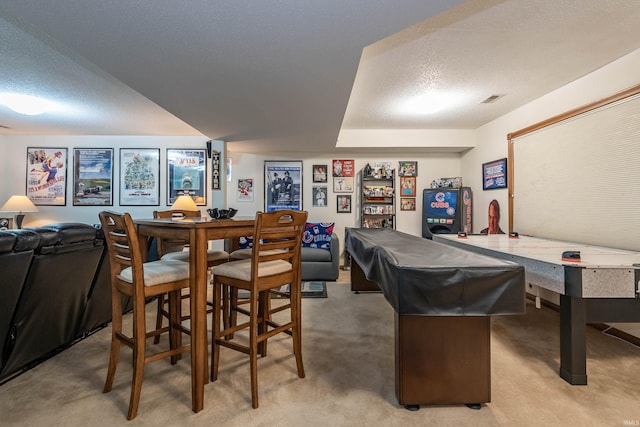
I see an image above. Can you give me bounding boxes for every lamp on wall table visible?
[170,195,198,217]
[0,195,39,229]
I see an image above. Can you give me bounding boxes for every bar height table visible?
[136,216,254,413]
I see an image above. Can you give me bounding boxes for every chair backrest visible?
[250,210,308,284]
[152,209,201,256]
[98,211,145,299]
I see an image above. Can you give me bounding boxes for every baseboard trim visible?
[525,294,640,348]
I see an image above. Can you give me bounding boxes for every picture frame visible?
[264,160,302,212]
[312,186,328,207]
[482,157,508,190]
[400,176,416,196]
[73,148,113,206]
[398,161,418,176]
[333,176,354,193]
[0,217,13,230]
[236,178,254,202]
[26,147,68,206]
[337,195,351,213]
[332,159,355,177]
[312,164,328,183]
[167,149,207,205]
[400,197,416,211]
[120,148,160,206]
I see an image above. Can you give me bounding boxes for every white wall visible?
[0,135,210,227]
[225,151,462,259]
[462,47,640,234]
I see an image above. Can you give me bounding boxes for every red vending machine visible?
[422,187,472,239]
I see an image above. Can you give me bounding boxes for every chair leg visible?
[210,279,222,382]
[103,334,121,393]
[127,296,148,420]
[153,295,165,344]
[249,290,259,409]
[167,291,182,364]
[104,290,124,393]
[291,280,305,378]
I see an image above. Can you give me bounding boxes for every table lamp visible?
[0,195,39,229]
[170,195,198,213]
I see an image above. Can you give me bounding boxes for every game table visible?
[434,233,640,385]
[344,228,525,408]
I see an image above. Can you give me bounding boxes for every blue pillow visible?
[302,222,334,250]
[238,236,254,249]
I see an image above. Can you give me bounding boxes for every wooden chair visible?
[210,210,308,408]
[152,209,229,343]
[98,211,192,420]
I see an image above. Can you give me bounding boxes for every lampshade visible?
[0,195,39,213]
[0,195,39,229]
[170,195,198,212]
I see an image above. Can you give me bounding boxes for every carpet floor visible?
[1,270,639,426]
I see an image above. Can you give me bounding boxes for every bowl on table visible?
[207,208,238,219]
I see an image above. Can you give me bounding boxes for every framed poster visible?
[120,148,160,206]
[398,161,418,176]
[167,149,207,205]
[400,176,416,196]
[482,158,508,190]
[332,159,355,177]
[73,148,113,206]
[312,164,328,183]
[333,176,354,193]
[264,160,302,212]
[337,195,351,213]
[26,147,67,205]
[400,197,416,211]
[236,178,254,202]
[312,186,328,207]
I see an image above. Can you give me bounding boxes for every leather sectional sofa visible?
[0,223,121,383]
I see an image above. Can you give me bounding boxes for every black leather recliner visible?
[0,230,39,371]
[0,223,104,381]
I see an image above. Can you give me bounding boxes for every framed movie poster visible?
[167,149,207,205]
[264,160,302,212]
[26,147,68,205]
[73,148,113,206]
[120,148,160,206]
[482,158,508,190]
[237,178,254,202]
[337,195,351,213]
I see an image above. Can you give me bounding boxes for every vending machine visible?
[422,187,472,239]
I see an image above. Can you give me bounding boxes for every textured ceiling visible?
[1,1,640,153]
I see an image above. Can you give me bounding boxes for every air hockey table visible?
[434,233,640,385]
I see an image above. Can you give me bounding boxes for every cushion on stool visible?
[162,249,230,263]
[118,259,190,286]
[212,258,292,282]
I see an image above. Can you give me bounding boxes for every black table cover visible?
[345,228,525,316]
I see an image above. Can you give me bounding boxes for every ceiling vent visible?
[481,94,504,104]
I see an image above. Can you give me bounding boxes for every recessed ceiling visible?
[1,1,640,153]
